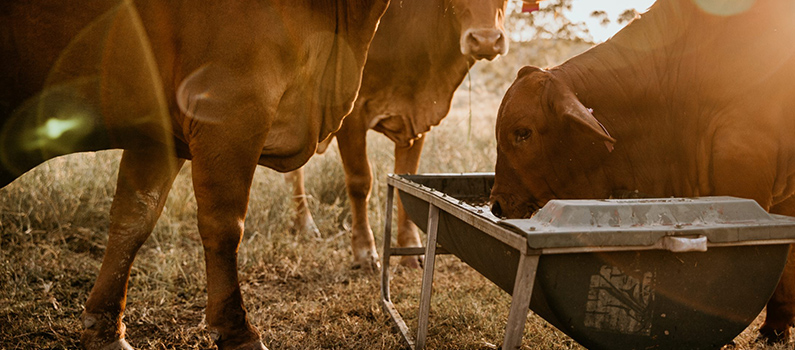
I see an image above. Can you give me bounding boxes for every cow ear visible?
[544,77,616,152]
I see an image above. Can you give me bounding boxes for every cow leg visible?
[190,136,266,350]
[284,167,320,237]
[394,134,426,268]
[761,196,795,343]
[81,150,184,350]
[335,116,379,269]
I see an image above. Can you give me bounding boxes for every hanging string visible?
[467,67,473,144]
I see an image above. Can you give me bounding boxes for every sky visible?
[566,0,656,42]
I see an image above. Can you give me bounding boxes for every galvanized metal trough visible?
[380,173,795,350]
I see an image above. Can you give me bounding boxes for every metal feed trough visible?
[380,173,795,350]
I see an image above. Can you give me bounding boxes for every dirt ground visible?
[1,144,793,350]
[1,77,793,350]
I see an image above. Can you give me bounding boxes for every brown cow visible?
[0,1,388,349]
[285,0,509,269]
[490,0,795,343]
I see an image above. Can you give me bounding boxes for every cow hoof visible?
[80,312,131,350]
[292,215,320,238]
[399,255,423,269]
[351,252,381,271]
[758,323,791,344]
[81,338,134,350]
[103,339,134,350]
[227,340,269,350]
[351,258,381,271]
[295,220,320,238]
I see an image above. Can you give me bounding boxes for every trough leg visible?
[380,184,396,302]
[416,204,441,349]
[82,150,184,350]
[380,184,417,348]
[502,253,540,350]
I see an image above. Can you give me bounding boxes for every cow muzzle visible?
[490,195,541,219]
[490,199,504,217]
[461,28,507,61]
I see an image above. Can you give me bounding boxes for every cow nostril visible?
[494,33,505,51]
[466,32,482,51]
[464,30,505,59]
[491,200,502,217]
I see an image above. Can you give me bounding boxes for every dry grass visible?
[2,89,792,350]
[2,52,794,350]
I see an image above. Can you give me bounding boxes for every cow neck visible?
[553,0,795,198]
[367,0,472,120]
[549,1,704,198]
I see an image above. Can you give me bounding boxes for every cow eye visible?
[514,128,532,143]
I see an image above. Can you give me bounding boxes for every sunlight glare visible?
[693,0,754,16]
[38,117,83,139]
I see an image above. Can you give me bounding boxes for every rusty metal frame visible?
[380,180,539,350]
[379,174,795,350]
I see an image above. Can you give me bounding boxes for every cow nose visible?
[463,29,506,60]
[491,200,503,217]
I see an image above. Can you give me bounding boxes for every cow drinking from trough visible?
[489,0,795,342]
[0,1,388,349]
[285,0,509,269]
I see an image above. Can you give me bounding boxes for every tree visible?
[506,0,593,43]
[617,9,640,24]
[506,0,640,43]
[466,1,639,96]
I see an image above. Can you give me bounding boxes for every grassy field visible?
[2,42,793,349]
[1,87,792,350]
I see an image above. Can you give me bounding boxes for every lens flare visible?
[693,0,754,16]
[38,117,84,140]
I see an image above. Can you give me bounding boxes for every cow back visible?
[0,0,389,183]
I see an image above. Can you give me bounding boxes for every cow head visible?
[490,66,616,218]
[452,0,509,60]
